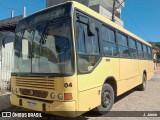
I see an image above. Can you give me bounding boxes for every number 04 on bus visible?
[10,1,154,117]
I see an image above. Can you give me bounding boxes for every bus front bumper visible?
[10,94,77,117]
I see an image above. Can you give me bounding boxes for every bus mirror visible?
[88,22,95,36]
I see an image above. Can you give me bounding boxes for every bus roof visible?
[18,1,151,47]
[72,1,151,47]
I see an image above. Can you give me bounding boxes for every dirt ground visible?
[0,68,160,120]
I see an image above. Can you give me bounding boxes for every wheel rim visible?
[102,91,111,108]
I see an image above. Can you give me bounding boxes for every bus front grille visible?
[16,77,56,90]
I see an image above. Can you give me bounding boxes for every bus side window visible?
[117,32,129,58]
[129,38,138,59]
[102,26,118,57]
[147,46,152,60]
[137,42,143,59]
[76,21,100,73]
[142,44,148,60]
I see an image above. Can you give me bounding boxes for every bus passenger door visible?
[75,14,102,112]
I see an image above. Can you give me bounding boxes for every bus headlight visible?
[50,93,55,99]
[58,93,63,100]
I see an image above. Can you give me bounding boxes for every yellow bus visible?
[10,1,154,117]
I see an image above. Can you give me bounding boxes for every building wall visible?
[0,31,14,90]
[0,14,23,92]
[46,0,124,26]
[90,4,124,26]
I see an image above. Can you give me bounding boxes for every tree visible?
[149,42,160,49]
[155,42,160,48]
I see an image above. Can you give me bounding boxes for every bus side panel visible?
[119,59,139,91]
[139,60,154,81]
[147,60,154,80]
[78,58,120,111]
[139,60,145,82]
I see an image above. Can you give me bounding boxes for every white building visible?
[46,0,124,27]
[0,31,14,90]
[0,15,23,91]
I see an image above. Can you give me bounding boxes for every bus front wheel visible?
[95,83,114,115]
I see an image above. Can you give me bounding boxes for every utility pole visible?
[112,0,116,22]
[112,0,125,22]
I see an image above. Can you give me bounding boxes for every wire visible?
[0,3,22,12]
[18,0,42,9]
[123,8,151,41]
[127,0,160,9]
[0,0,45,19]
[112,0,126,21]
[115,0,126,10]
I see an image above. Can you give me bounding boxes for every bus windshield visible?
[13,19,74,75]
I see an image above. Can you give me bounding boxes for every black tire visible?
[138,74,147,91]
[95,83,114,115]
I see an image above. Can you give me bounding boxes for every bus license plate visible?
[27,101,37,108]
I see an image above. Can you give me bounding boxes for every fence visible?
[0,51,13,93]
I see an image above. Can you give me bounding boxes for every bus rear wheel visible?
[95,83,114,115]
[138,74,147,91]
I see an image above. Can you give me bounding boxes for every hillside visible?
[149,42,160,49]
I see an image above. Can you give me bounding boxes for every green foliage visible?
[149,42,160,48]
[155,42,160,48]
